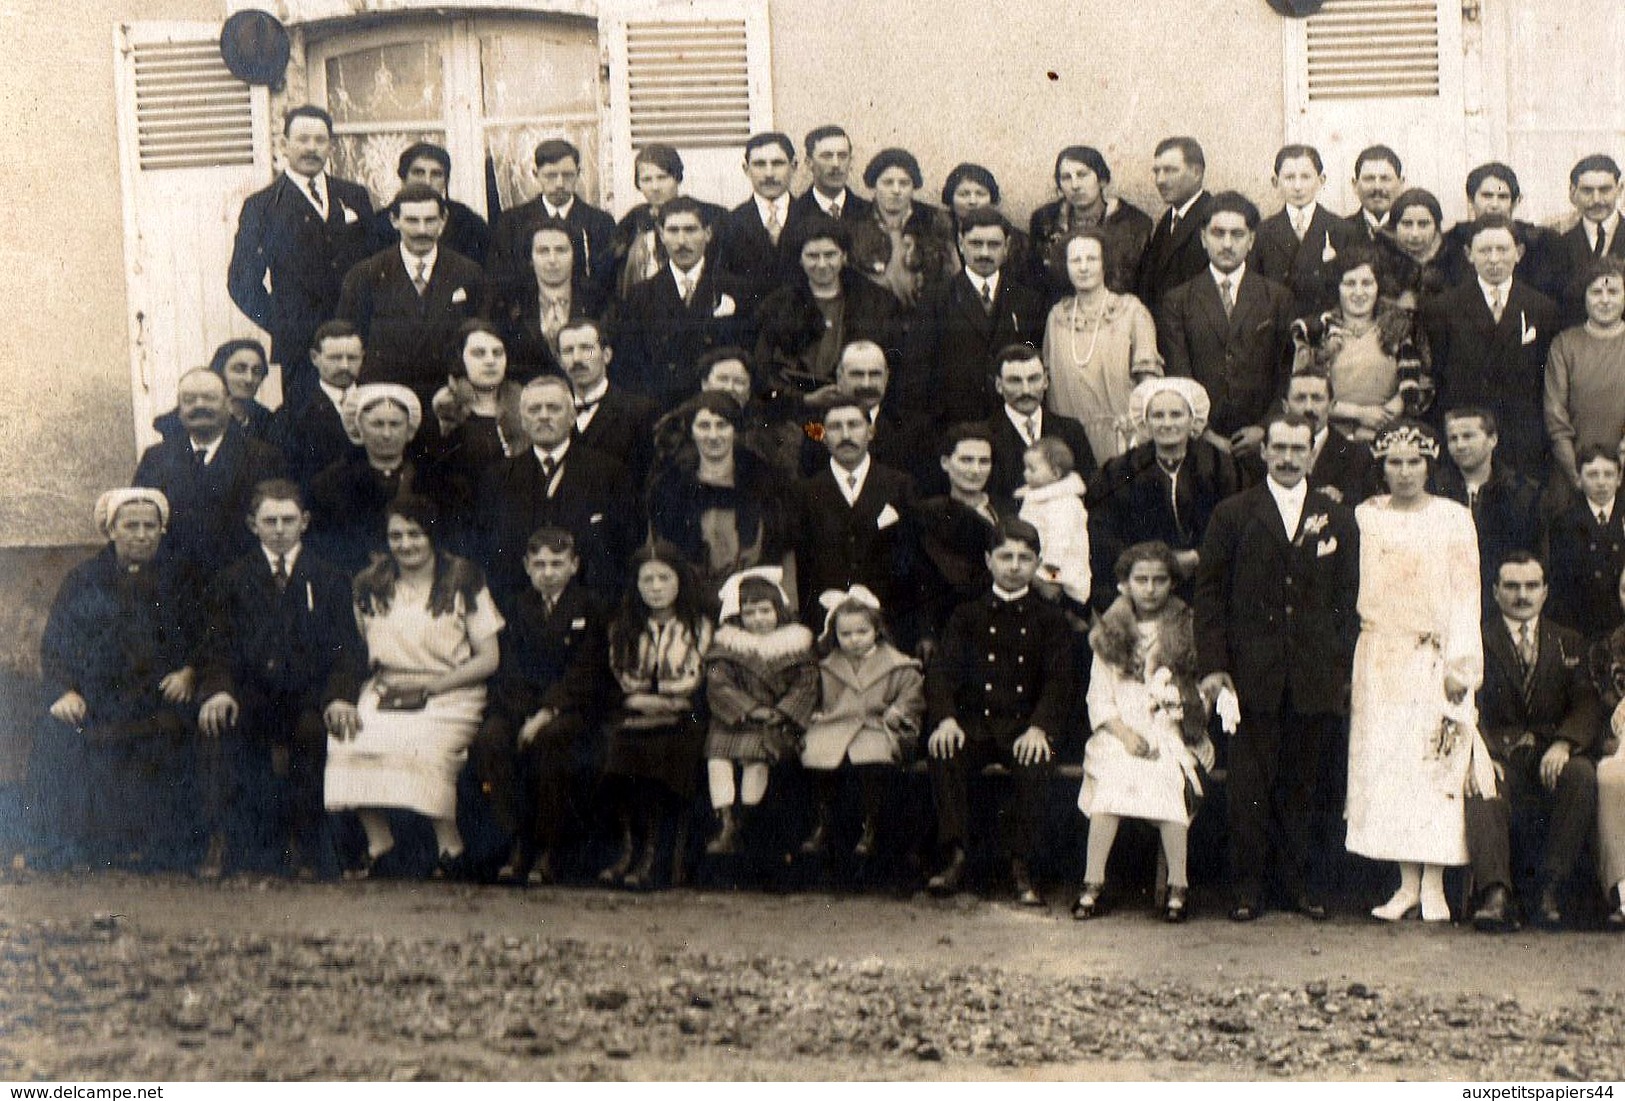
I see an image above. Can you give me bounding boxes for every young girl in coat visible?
[1014,437,1091,610]
[799,587,925,860]
[1073,541,1213,923]
[702,567,819,855]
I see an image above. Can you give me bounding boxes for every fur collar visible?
[1089,594,1198,681]
[711,622,816,665]
[1014,471,1087,505]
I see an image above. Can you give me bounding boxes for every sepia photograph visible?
[1,0,1623,1084]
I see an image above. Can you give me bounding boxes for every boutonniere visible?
[1520,311,1537,345]
[450,287,468,304]
[803,421,825,442]
[713,294,736,318]
[1299,513,1330,539]
[871,259,886,274]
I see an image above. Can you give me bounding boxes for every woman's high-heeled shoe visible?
[1071,881,1105,921]
[1420,886,1451,923]
[1163,885,1189,924]
[1371,888,1421,922]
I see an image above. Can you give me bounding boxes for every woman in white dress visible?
[325,495,504,877]
[1041,229,1162,463]
[1346,422,1483,921]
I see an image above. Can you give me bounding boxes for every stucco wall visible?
[767,0,1288,229]
[0,0,220,547]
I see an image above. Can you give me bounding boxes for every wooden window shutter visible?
[129,35,258,170]
[604,0,772,210]
[1304,0,1442,101]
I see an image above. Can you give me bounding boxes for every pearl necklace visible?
[1068,293,1107,365]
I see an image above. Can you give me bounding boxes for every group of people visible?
[25,104,1625,933]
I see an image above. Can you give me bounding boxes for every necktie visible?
[307,178,325,218]
[1292,209,1309,240]
[1467,486,1480,517]
[1595,225,1608,260]
[980,281,994,315]
[273,555,289,593]
[1024,416,1038,446]
[1219,277,1235,319]
[828,199,843,220]
[1518,622,1537,697]
[1599,509,1610,527]
[411,259,428,296]
[679,275,695,306]
[1489,287,1504,323]
[846,473,859,498]
[193,445,208,468]
[540,456,558,485]
[765,206,781,245]
[1168,210,1180,236]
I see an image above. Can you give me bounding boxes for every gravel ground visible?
[1,873,1622,1082]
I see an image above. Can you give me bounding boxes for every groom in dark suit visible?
[1467,553,1600,931]
[228,105,375,410]
[1195,412,1361,921]
[336,184,486,403]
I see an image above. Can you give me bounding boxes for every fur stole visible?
[1089,594,1207,744]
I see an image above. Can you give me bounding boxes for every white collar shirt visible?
[832,454,872,505]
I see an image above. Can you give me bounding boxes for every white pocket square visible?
[451,287,468,304]
[341,205,358,224]
[1321,237,1337,262]
[1316,536,1338,557]
[713,294,736,318]
[876,503,900,530]
[571,618,587,629]
[589,513,603,524]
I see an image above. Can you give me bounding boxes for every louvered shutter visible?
[115,22,274,449]
[604,0,772,213]
[1304,0,1442,101]
[1284,0,1466,222]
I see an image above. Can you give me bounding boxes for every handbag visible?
[376,685,429,712]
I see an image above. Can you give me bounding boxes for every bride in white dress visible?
[1346,421,1483,922]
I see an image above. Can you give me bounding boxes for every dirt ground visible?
[2,872,1623,1082]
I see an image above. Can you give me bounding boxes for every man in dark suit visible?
[1282,369,1372,505]
[271,320,364,489]
[1552,155,1625,327]
[469,526,611,884]
[557,318,656,489]
[796,398,917,635]
[790,124,873,225]
[1435,405,1548,608]
[1344,144,1404,246]
[371,141,490,267]
[1157,191,1297,462]
[1422,216,1560,482]
[196,480,364,878]
[614,197,749,408]
[1251,144,1360,319]
[1195,412,1361,921]
[488,138,617,316]
[902,207,1046,431]
[336,184,487,403]
[924,518,1074,906]
[716,131,806,312]
[1467,553,1601,931]
[976,344,1096,499]
[1437,163,1562,301]
[1135,136,1215,314]
[796,339,917,480]
[228,105,374,410]
[133,369,285,577]
[1546,445,1625,640]
[475,376,637,612]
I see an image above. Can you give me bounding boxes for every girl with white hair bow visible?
[797,586,925,863]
